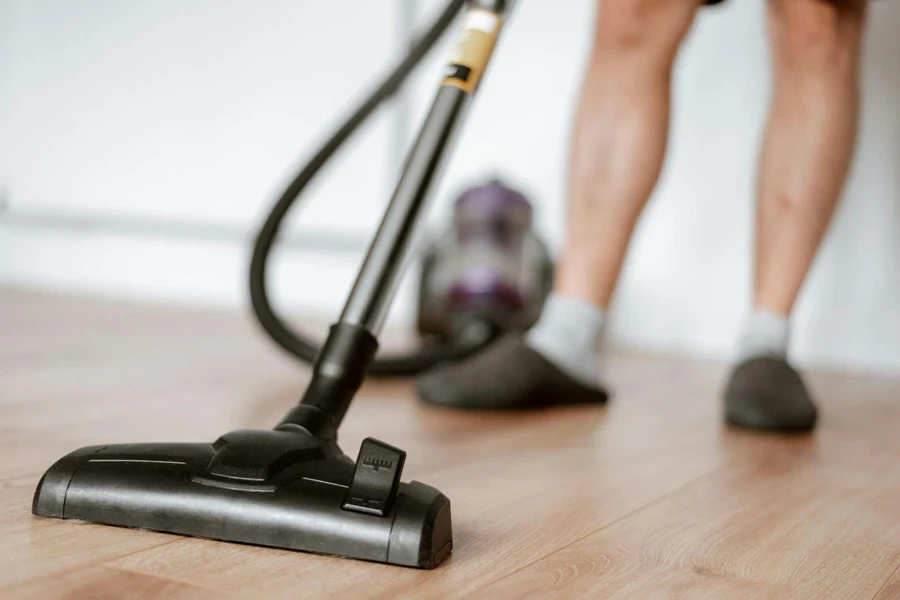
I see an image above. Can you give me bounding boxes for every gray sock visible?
[525,292,606,387]
[736,309,790,362]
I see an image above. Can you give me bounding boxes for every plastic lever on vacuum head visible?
[343,438,407,517]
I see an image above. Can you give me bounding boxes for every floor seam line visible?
[870,560,900,600]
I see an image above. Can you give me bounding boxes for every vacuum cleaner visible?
[33,0,523,570]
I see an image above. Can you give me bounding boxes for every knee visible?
[593,0,700,66]
[770,0,867,73]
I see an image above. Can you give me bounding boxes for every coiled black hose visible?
[249,0,493,377]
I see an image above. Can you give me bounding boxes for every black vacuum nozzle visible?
[33,431,452,569]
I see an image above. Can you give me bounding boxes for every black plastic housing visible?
[32,430,452,569]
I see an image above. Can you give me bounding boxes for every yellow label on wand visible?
[441,9,502,94]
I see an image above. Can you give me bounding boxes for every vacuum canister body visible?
[417,179,554,339]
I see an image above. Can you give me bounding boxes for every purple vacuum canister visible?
[417,179,554,338]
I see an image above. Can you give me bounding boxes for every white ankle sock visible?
[525,292,606,387]
[736,309,790,362]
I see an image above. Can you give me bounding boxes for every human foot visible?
[723,356,818,432]
[416,333,609,410]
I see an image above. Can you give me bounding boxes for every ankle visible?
[525,292,606,387]
[736,308,791,363]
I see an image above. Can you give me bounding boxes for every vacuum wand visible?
[341,86,470,334]
[339,1,513,335]
[343,0,515,337]
[281,0,511,437]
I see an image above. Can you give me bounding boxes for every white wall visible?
[2,0,899,375]
[0,0,410,323]
[0,0,399,229]
[0,0,13,199]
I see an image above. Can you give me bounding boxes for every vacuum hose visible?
[249,0,493,377]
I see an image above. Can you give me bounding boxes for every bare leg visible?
[556,0,704,308]
[725,0,868,433]
[755,0,868,315]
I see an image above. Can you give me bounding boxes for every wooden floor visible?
[3,287,900,599]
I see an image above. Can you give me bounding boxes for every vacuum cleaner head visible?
[33,430,452,569]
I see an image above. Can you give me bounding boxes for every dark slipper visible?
[416,333,609,410]
[723,356,818,433]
